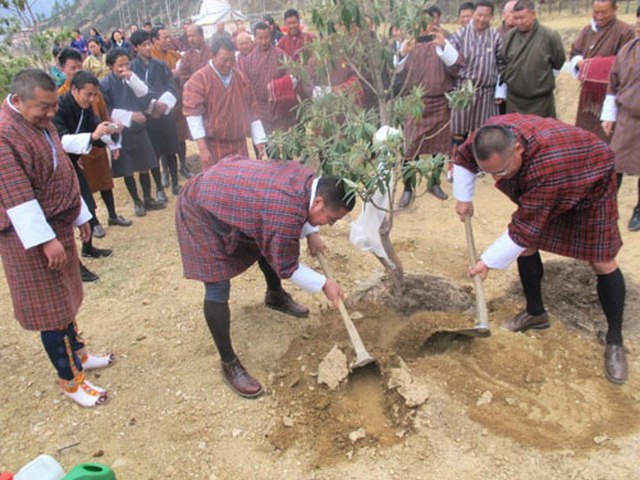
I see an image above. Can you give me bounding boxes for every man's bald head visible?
[503,0,517,28]
[236,31,254,56]
[186,23,205,48]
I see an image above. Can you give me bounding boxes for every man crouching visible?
[176,155,355,397]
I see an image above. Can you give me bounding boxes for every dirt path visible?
[2,15,640,480]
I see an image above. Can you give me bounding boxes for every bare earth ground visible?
[2,13,640,480]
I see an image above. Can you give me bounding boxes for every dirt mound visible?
[350,273,474,316]
[269,292,640,462]
[268,303,412,465]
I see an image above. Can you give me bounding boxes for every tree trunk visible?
[377,210,404,294]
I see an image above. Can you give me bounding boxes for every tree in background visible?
[269,0,472,291]
[0,0,71,96]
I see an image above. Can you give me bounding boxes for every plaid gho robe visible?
[0,100,83,331]
[176,156,315,282]
[455,114,621,263]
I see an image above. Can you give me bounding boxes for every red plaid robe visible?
[0,101,83,331]
[402,41,464,159]
[239,45,297,134]
[176,156,314,282]
[182,64,259,169]
[277,31,314,62]
[455,114,621,263]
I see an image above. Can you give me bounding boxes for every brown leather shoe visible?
[221,358,264,398]
[604,344,628,385]
[502,310,550,332]
[398,190,413,209]
[265,290,309,318]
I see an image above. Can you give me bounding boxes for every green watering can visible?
[62,463,115,480]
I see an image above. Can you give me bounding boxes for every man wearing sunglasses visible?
[453,113,628,385]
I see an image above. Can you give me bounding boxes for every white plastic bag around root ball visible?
[349,187,395,268]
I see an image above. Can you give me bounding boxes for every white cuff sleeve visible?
[61,133,92,155]
[289,264,326,293]
[300,222,320,239]
[74,197,93,226]
[100,134,122,150]
[126,73,149,97]
[553,69,561,78]
[7,199,56,249]
[111,109,132,128]
[251,120,267,145]
[480,230,526,269]
[436,40,459,67]
[158,91,177,114]
[453,164,477,202]
[570,55,583,79]
[187,115,206,140]
[145,99,157,115]
[495,80,507,100]
[600,94,618,122]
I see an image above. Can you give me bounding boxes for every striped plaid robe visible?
[0,101,83,331]
[450,23,504,135]
[175,156,314,282]
[455,114,621,263]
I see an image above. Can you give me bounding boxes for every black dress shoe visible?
[629,206,640,232]
[144,197,166,210]
[604,344,628,384]
[179,165,194,179]
[82,246,113,259]
[172,184,182,195]
[265,290,310,318]
[134,200,146,217]
[156,190,168,204]
[398,190,413,209]
[428,183,449,200]
[221,358,263,398]
[108,215,133,227]
[502,310,550,332]
[80,262,100,282]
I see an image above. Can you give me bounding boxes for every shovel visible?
[449,215,491,338]
[316,252,376,369]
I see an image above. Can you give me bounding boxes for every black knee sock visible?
[139,172,152,199]
[150,166,164,192]
[597,268,625,345]
[123,176,140,202]
[258,256,282,292]
[178,141,187,166]
[167,154,179,186]
[203,300,235,363]
[517,252,545,315]
[101,190,118,218]
[41,326,82,380]
[616,173,623,193]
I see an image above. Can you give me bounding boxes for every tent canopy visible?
[192,0,247,26]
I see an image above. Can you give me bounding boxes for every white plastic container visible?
[14,455,64,480]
